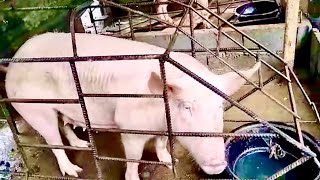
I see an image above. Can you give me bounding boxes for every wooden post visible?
[282,0,301,68]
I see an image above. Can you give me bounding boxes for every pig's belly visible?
[56,103,118,129]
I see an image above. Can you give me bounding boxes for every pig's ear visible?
[148,72,182,96]
[218,62,261,96]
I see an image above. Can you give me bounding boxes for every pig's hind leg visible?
[60,116,89,148]
[13,104,83,177]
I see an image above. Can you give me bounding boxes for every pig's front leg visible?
[122,134,152,180]
[155,136,172,169]
[196,0,211,28]
[60,123,90,148]
[156,0,174,24]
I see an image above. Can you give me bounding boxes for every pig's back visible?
[5,32,209,99]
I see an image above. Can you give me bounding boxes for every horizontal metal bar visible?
[91,128,279,137]
[0,6,74,11]
[0,54,162,63]
[224,119,318,124]
[195,2,287,64]
[174,47,261,53]
[83,93,163,98]
[0,171,96,180]
[0,98,79,104]
[168,0,290,82]
[96,156,171,165]
[19,143,92,151]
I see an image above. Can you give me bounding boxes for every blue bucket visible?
[225,122,320,180]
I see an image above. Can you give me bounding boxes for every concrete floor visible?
[4,52,319,180]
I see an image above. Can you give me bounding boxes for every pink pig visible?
[5,32,260,180]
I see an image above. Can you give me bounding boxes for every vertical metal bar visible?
[164,0,195,54]
[69,10,103,179]
[159,56,177,178]
[288,67,320,123]
[89,5,98,34]
[216,0,221,56]
[257,54,263,88]
[0,101,29,174]
[285,66,304,144]
[128,11,135,40]
[188,8,196,57]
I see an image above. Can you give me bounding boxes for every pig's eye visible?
[182,102,192,116]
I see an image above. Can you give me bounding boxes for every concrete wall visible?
[309,28,320,79]
[134,15,311,53]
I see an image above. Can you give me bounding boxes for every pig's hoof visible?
[157,14,174,25]
[158,151,173,169]
[70,139,90,148]
[60,163,83,177]
[125,172,140,180]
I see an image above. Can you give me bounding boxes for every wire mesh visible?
[0,0,319,180]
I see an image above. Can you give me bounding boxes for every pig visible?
[5,32,260,179]
[155,0,211,28]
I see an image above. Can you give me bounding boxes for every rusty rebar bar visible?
[169,0,290,82]
[266,156,312,180]
[0,54,163,63]
[0,98,79,103]
[96,156,171,165]
[285,66,304,144]
[164,0,195,54]
[159,56,177,178]
[83,93,163,98]
[70,10,103,179]
[195,1,286,64]
[189,8,196,58]
[91,128,279,137]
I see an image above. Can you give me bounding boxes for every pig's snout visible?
[201,159,227,174]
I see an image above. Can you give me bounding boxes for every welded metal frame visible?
[0,0,320,180]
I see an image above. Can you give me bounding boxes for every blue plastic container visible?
[225,122,320,180]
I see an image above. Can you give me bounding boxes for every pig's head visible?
[148,61,260,175]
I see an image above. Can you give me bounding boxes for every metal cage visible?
[0,0,319,179]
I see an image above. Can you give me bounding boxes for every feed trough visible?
[225,122,320,180]
[229,0,282,26]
